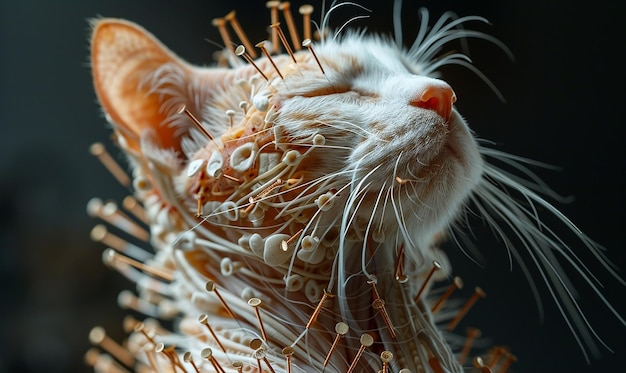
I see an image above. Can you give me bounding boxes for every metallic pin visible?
[473,356,493,373]
[211,17,236,58]
[198,313,226,353]
[346,334,374,373]
[90,225,150,262]
[89,326,136,368]
[245,178,284,214]
[428,356,445,373]
[168,346,185,372]
[104,248,174,282]
[373,298,396,339]
[196,184,208,217]
[84,348,129,373]
[458,327,481,365]
[496,350,517,373]
[323,322,349,367]
[239,100,249,115]
[394,244,407,282]
[281,228,303,251]
[380,351,393,373]
[118,291,158,318]
[224,10,257,58]
[201,347,226,373]
[205,280,237,319]
[232,361,244,373]
[155,343,184,372]
[253,347,277,373]
[256,178,284,200]
[122,315,141,333]
[225,109,236,127]
[282,347,295,373]
[143,344,159,372]
[177,105,220,148]
[248,297,268,341]
[279,2,301,50]
[414,260,442,303]
[183,352,201,373]
[249,338,263,351]
[487,347,504,368]
[235,45,269,81]
[255,357,264,373]
[302,39,325,75]
[367,275,381,301]
[133,322,157,346]
[88,199,150,241]
[298,5,314,41]
[266,1,281,53]
[244,196,257,216]
[305,288,334,329]
[447,287,487,331]
[222,172,241,183]
[395,175,410,184]
[256,41,284,80]
[122,195,148,224]
[418,334,445,373]
[271,23,297,64]
[90,143,131,187]
[431,276,464,313]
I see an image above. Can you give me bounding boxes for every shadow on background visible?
[0,1,624,372]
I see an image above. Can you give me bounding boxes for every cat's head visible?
[91,20,482,260]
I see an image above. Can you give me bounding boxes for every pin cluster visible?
[211,2,326,81]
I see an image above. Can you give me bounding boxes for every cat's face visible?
[270,36,484,243]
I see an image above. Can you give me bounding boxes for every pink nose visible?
[410,83,457,121]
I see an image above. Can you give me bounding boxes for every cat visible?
[86,1,624,372]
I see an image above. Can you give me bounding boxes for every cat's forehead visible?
[318,35,414,76]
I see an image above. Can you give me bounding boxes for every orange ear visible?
[90,19,193,153]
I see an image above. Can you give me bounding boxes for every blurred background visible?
[0,1,624,372]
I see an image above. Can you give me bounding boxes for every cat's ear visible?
[90,19,227,154]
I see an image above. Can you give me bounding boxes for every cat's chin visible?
[412,112,481,182]
[408,112,483,233]
[448,112,483,182]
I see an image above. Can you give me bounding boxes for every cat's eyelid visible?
[352,88,378,98]
[296,85,351,98]
[296,87,377,102]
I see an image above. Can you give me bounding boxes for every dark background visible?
[1,1,624,372]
